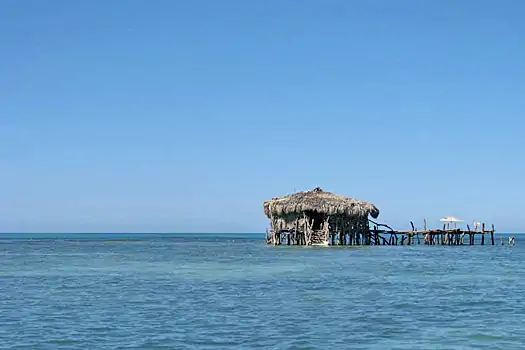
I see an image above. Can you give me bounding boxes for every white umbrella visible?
[440,216,464,229]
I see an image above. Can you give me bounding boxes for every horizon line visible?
[1,231,523,235]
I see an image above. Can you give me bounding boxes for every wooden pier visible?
[264,187,500,247]
[266,222,497,246]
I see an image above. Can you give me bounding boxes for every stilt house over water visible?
[263,187,379,245]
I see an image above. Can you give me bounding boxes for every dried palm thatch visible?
[264,187,379,219]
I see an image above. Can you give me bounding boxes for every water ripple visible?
[1,237,524,349]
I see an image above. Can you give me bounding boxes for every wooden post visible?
[341,219,346,245]
[293,218,299,245]
[303,219,307,246]
[306,218,313,246]
[491,224,495,246]
[348,220,352,245]
[336,217,340,245]
[353,221,357,245]
[341,218,346,245]
[354,224,358,245]
[349,221,353,245]
[363,219,368,245]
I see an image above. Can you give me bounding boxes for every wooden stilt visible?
[293,218,299,245]
[342,219,346,245]
[266,215,501,250]
[341,221,345,245]
[303,219,307,246]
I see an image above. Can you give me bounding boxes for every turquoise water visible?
[1,233,524,349]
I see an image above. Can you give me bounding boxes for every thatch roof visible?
[264,187,379,219]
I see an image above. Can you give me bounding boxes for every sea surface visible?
[1,233,524,349]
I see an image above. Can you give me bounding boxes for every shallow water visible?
[1,233,524,349]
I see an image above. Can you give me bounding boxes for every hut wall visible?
[267,211,373,246]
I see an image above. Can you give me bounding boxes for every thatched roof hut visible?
[264,187,379,219]
[264,187,379,245]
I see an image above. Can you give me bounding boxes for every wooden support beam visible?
[342,219,346,245]
[337,217,345,245]
[294,218,299,245]
[303,219,307,246]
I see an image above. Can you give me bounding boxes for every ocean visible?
[1,233,523,349]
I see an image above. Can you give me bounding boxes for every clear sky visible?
[2,0,524,233]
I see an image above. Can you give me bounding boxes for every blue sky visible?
[1,0,524,233]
